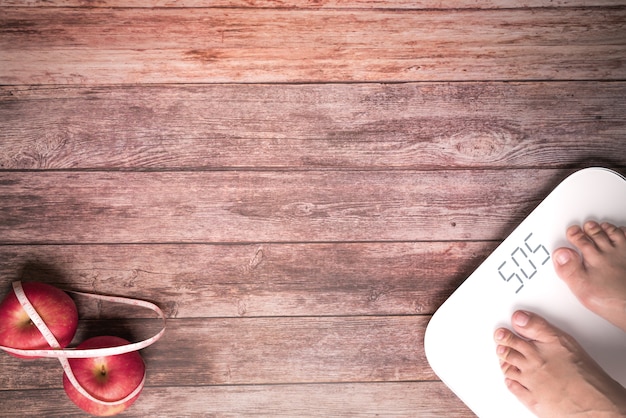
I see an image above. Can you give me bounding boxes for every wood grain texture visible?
[2,0,625,8]
[2,7,626,84]
[2,0,625,415]
[0,169,577,244]
[0,382,473,417]
[0,242,495,318]
[2,82,626,170]
[0,317,434,389]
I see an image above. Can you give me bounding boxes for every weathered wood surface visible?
[1,317,433,389]
[0,242,494,318]
[2,0,626,416]
[2,83,626,170]
[0,170,574,244]
[2,7,626,84]
[3,0,626,8]
[0,383,472,417]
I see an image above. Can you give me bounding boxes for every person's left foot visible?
[494,310,626,417]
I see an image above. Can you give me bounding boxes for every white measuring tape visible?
[0,281,166,406]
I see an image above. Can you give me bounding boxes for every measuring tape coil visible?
[0,281,166,408]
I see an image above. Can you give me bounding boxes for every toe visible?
[500,360,522,380]
[583,220,613,250]
[552,247,586,288]
[566,224,599,256]
[505,379,538,413]
[495,327,531,368]
[505,378,529,395]
[496,343,526,370]
[601,222,626,245]
[510,311,560,344]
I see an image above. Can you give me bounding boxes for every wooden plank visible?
[0,169,577,244]
[3,0,625,8]
[0,242,495,318]
[0,382,474,417]
[2,8,625,84]
[0,316,435,389]
[1,0,624,9]
[2,82,626,170]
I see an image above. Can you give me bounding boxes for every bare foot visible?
[553,221,626,332]
[495,310,626,417]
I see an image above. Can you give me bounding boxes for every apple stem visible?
[100,365,107,376]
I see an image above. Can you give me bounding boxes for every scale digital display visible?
[497,232,551,294]
[424,167,626,418]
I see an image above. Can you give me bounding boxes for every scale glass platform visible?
[424,167,626,418]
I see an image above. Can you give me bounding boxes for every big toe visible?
[511,311,561,343]
[552,247,586,286]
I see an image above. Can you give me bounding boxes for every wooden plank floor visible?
[1,1,626,416]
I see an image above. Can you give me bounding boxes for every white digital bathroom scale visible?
[424,167,626,418]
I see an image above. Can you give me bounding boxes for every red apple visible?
[0,282,78,358]
[63,336,146,416]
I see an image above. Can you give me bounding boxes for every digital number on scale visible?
[498,232,550,293]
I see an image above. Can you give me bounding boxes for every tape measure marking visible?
[1,281,166,407]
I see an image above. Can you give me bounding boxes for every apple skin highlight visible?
[0,282,78,358]
[63,336,146,416]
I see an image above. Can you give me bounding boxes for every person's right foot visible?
[552,221,626,332]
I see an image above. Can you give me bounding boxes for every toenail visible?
[554,249,571,265]
[601,222,617,232]
[495,329,507,341]
[497,345,507,355]
[513,310,530,327]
